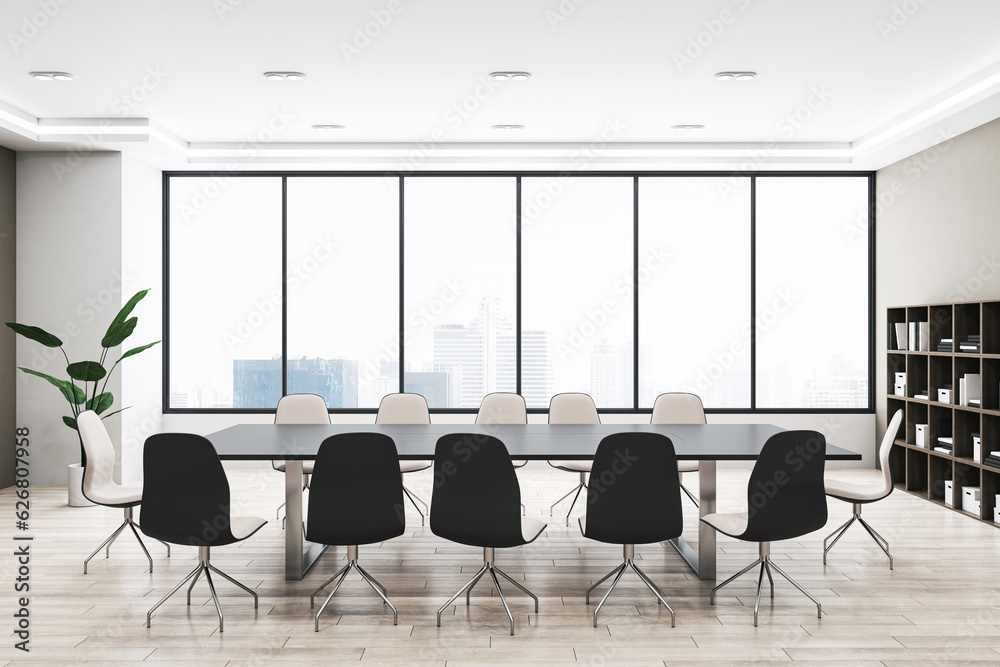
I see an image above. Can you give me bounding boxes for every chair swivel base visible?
[550,471,588,527]
[146,546,258,633]
[586,544,675,628]
[437,547,539,636]
[83,506,170,574]
[823,502,893,570]
[310,545,397,630]
[403,485,429,526]
[710,542,822,627]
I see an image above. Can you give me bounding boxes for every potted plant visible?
[6,289,159,505]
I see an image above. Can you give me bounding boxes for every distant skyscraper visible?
[590,342,616,407]
[432,297,516,407]
[521,329,553,408]
[233,358,359,408]
[403,370,452,408]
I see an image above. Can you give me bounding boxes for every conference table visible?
[206,423,860,581]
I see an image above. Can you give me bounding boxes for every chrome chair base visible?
[83,506,170,574]
[146,545,258,633]
[823,502,893,569]
[437,546,538,636]
[550,471,588,526]
[680,482,699,507]
[710,543,822,627]
[310,545,397,631]
[586,544,675,627]
[403,485,429,526]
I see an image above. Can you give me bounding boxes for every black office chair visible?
[580,432,684,627]
[306,433,406,631]
[701,430,828,626]
[140,433,267,632]
[430,433,547,636]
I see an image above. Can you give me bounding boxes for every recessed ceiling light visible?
[30,71,74,81]
[715,71,756,81]
[489,71,531,81]
[492,124,525,131]
[264,71,306,81]
[311,124,345,130]
[671,124,705,131]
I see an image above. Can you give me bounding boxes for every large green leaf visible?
[86,392,114,414]
[116,340,160,363]
[101,290,149,347]
[18,367,87,404]
[101,316,138,348]
[67,361,107,382]
[62,416,77,430]
[100,406,129,420]
[5,322,63,347]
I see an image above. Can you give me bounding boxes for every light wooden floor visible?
[2,464,1000,666]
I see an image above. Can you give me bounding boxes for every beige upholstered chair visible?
[823,409,904,569]
[272,393,330,524]
[78,410,169,574]
[650,392,706,507]
[376,393,433,525]
[547,392,600,526]
[476,392,528,514]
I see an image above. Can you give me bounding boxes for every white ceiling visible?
[3,0,1000,170]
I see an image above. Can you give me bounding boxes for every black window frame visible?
[163,170,875,415]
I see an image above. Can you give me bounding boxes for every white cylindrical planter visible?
[68,463,95,507]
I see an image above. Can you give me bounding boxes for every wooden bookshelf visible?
[887,300,1000,528]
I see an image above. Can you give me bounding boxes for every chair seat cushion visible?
[521,517,546,544]
[272,460,316,475]
[677,461,699,473]
[548,460,592,473]
[87,479,143,507]
[400,459,432,473]
[512,460,528,468]
[700,511,749,539]
[230,515,268,541]
[824,476,891,503]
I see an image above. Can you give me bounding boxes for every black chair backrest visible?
[583,432,684,545]
[742,430,828,543]
[430,433,524,548]
[305,433,406,546]
[141,433,238,547]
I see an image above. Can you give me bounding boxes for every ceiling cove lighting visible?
[30,71,74,81]
[491,124,525,131]
[263,71,306,81]
[715,71,756,81]
[671,124,705,130]
[489,71,531,81]
[311,124,345,130]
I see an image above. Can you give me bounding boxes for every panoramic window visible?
[165,172,872,413]
[402,177,517,408]
[754,176,870,409]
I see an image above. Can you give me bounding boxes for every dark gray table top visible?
[205,423,860,462]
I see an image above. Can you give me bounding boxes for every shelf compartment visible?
[982,468,1000,525]
[954,462,981,518]
[907,355,928,399]
[983,358,1000,411]
[929,404,953,453]
[929,355,953,403]
[887,307,908,352]
[907,448,929,495]
[929,304,954,350]
[926,452,947,501]
[952,409,980,461]
[954,302,981,352]
[905,401,928,446]
[983,414,1000,462]
[983,301,1000,355]
[887,354,907,396]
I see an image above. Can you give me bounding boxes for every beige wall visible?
[0,147,14,488]
[875,117,1000,436]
